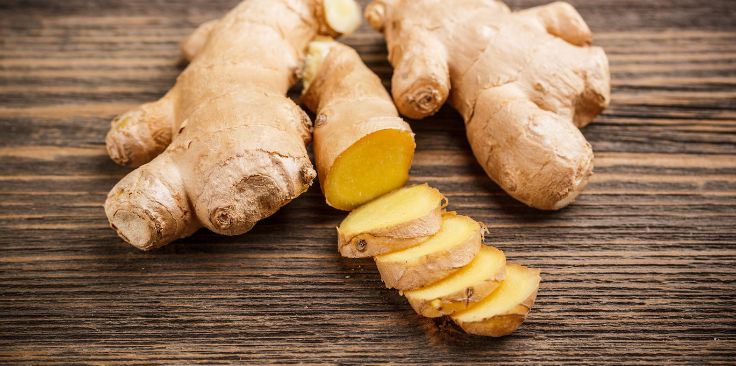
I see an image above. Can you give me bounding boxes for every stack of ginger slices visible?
[337,184,541,337]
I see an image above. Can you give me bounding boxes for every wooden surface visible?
[1,0,735,364]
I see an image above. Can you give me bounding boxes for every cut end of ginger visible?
[323,0,362,35]
[326,129,415,210]
[404,245,506,317]
[375,213,482,290]
[302,38,336,92]
[452,263,541,337]
[109,209,156,250]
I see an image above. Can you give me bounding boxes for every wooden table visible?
[1,0,734,364]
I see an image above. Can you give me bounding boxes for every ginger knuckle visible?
[373,0,608,209]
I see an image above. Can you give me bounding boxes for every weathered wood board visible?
[1,0,734,364]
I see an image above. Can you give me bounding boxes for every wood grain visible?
[1,0,735,364]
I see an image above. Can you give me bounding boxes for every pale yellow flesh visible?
[405,245,505,300]
[302,39,335,91]
[453,264,540,323]
[375,213,476,264]
[339,184,442,236]
[324,0,362,35]
[326,129,415,210]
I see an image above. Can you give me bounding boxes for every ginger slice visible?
[404,245,506,318]
[375,213,482,290]
[452,263,541,337]
[323,129,414,210]
[337,184,445,258]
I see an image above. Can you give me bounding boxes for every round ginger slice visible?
[452,263,541,337]
[374,213,482,290]
[324,128,415,210]
[404,245,506,318]
[337,184,446,258]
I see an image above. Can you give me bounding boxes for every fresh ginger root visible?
[337,184,541,336]
[104,0,361,250]
[366,0,611,210]
[301,40,416,210]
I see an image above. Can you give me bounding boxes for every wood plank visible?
[0,0,734,364]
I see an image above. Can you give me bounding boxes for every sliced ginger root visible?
[375,212,482,291]
[103,0,360,250]
[452,263,541,337]
[404,245,506,318]
[302,40,415,211]
[337,184,446,258]
[366,0,611,210]
[337,184,540,337]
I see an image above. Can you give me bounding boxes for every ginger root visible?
[104,0,360,250]
[366,0,611,210]
[337,184,541,337]
[301,40,416,210]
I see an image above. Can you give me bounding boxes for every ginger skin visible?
[104,0,360,250]
[366,0,611,210]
